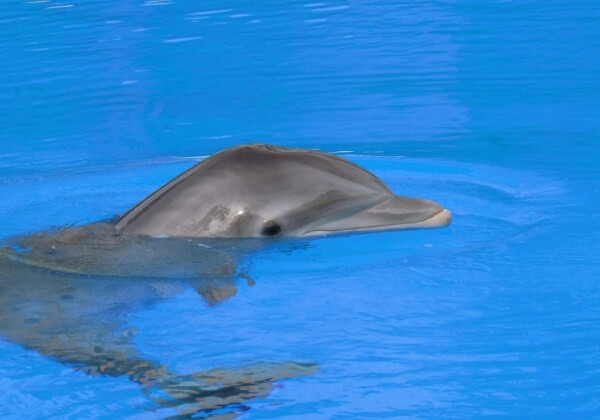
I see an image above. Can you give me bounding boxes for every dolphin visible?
[0,144,450,417]
[115,144,451,238]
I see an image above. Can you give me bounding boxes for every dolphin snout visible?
[365,196,451,229]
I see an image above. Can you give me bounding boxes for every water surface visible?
[1,0,599,417]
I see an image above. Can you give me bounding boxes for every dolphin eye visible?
[261,221,282,236]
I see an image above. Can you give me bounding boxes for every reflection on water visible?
[0,0,470,168]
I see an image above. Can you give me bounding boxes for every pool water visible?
[1,0,599,418]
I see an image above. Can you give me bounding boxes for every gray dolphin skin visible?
[116,144,451,238]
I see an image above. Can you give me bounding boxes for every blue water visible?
[1,0,599,417]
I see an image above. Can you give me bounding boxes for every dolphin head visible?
[116,145,451,238]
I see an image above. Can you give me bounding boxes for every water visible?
[1,0,599,417]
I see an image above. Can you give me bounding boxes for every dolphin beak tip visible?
[422,207,452,228]
[444,209,452,225]
[439,208,452,226]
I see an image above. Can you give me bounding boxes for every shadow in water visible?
[0,222,316,418]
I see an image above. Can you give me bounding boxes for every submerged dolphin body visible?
[0,243,315,417]
[0,144,450,416]
[116,144,451,238]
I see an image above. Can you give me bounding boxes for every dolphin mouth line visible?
[302,208,452,236]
